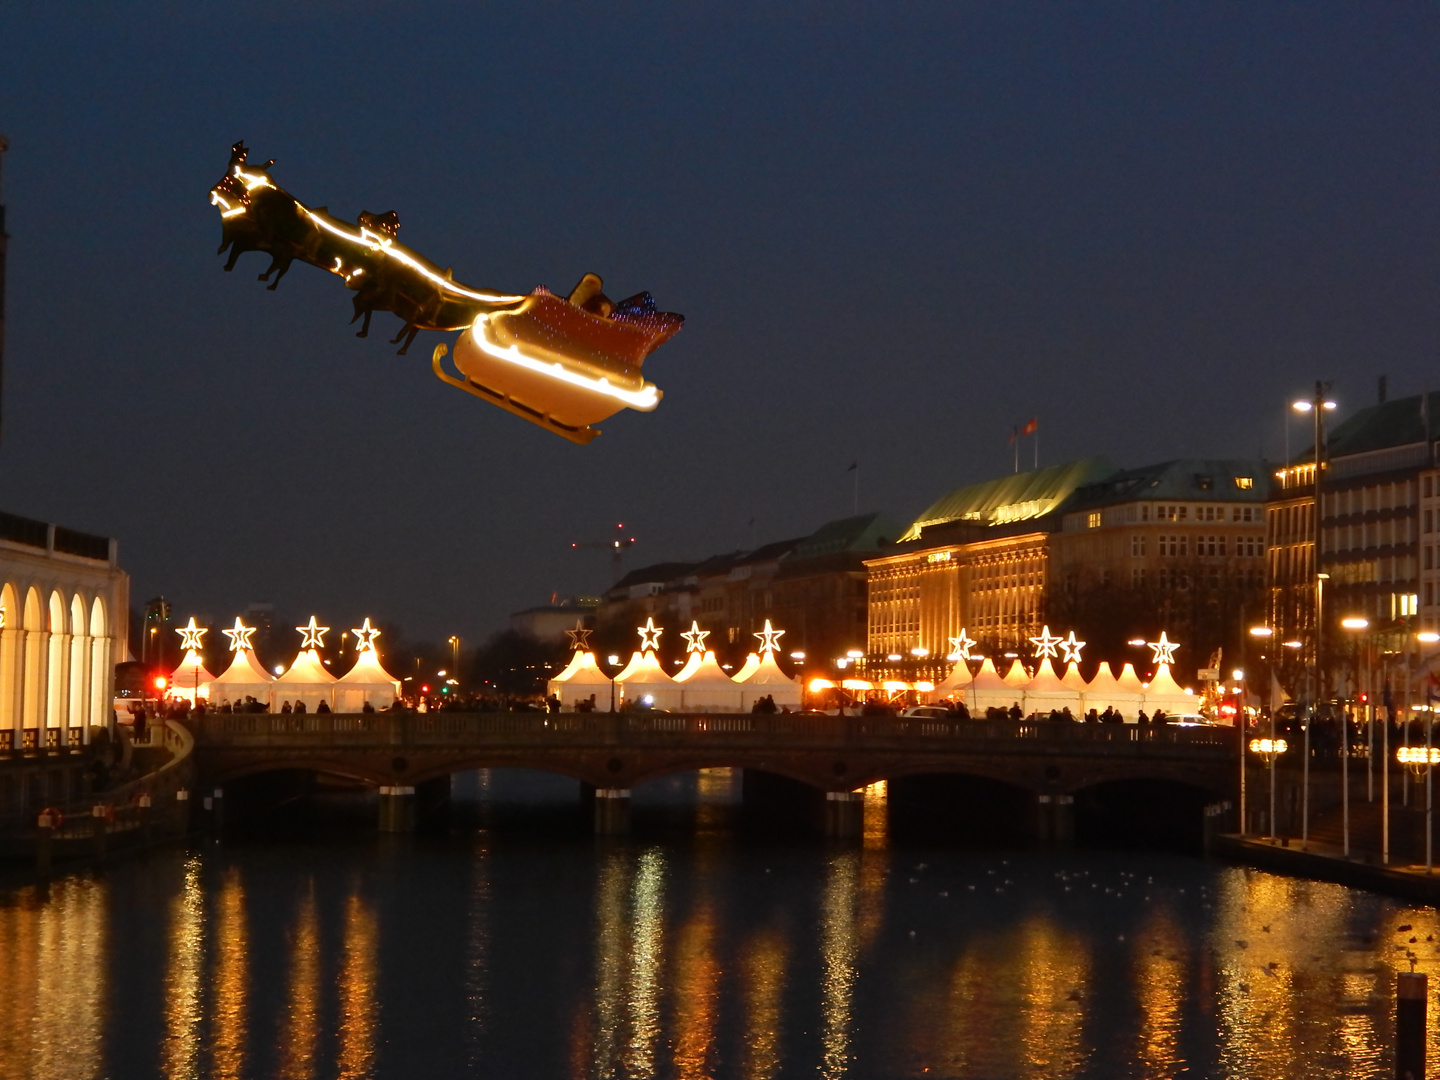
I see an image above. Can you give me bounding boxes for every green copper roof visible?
[786,512,902,560]
[900,457,1117,542]
[1326,391,1440,459]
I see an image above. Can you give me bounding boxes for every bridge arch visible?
[1071,775,1217,851]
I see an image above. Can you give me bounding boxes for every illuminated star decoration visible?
[176,617,207,652]
[682,621,710,654]
[222,618,257,653]
[1148,632,1179,666]
[754,619,785,655]
[948,629,976,661]
[565,622,593,651]
[637,617,663,653]
[1059,631,1086,666]
[296,616,330,650]
[1146,633,1180,668]
[351,618,381,653]
[1028,625,1062,660]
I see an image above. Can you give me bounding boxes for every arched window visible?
[22,587,43,732]
[0,582,17,736]
[46,591,66,730]
[69,594,88,730]
[88,596,109,732]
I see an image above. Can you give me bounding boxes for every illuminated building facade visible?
[1313,390,1440,630]
[865,459,1116,666]
[866,459,1269,679]
[0,511,128,754]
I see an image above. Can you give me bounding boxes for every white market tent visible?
[1142,664,1198,718]
[334,648,401,712]
[547,650,612,711]
[732,651,803,710]
[1104,662,1147,721]
[1023,658,1082,715]
[166,649,216,705]
[730,653,761,683]
[615,651,681,710]
[274,648,338,712]
[209,647,275,710]
[672,650,745,712]
[1002,659,1031,691]
[933,658,975,699]
[1061,662,1089,698]
[966,657,1016,715]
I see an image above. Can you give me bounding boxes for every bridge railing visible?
[190,711,1233,753]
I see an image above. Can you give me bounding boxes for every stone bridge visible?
[190,712,1238,837]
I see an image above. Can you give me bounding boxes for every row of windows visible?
[1142,504,1259,523]
[1131,568,1265,589]
[1323,480,1417,518]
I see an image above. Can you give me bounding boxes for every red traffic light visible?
[153,676,168,690]
[420,684,430,693]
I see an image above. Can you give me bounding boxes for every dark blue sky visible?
[0,2,1435,647]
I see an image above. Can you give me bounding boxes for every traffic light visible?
[153,675,168,691]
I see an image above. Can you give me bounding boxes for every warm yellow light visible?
[1249,626,1273,637]
[682,621,710,655]
[1419,632,1440,644]
[809,678,837,692]
[176,617,207,651]
[1028,625,1062,659]
[351,618,382,653]
[1147,632,1179,666]
[754,620,785,655]
[914,681,935,692]
[637,617,663,653]
[947,629,976,661]
[1059,630,1086,664]
[221,618,257,653]
[296,616,330,650]
[841,679,874,691]
[1341,617,1370,631]
[469,314,661,410]
[1398,747,1440,767]
[881,680,911,691]
[1249,738,1288,755]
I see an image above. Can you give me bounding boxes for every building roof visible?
[785,512,902,560]
[1063,459,1272,510]
[608,562,699,594]
[899,458,1117,542]
[1326,391,1440,459]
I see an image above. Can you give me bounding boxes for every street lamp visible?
[1339,615,1371,857]
[1250,737,1288,840]
[1398,746,1440,873]
[1242,624,1276,837]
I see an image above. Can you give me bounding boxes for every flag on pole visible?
[1006,427,1017,445]
[1269,671,1287,713]
[1022,417,1039,436]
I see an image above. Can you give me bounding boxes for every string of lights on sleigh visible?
[210,142,683,445]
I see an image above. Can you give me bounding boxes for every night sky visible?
[0,3,1435,650]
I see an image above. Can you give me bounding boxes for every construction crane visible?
[571,523,637,585]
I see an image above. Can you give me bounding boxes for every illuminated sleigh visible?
[211,142,682,444]
[434,282,682,445]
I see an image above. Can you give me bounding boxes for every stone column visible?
[593,788,631,834]
[824,790,864,839]
[378,785,416,832]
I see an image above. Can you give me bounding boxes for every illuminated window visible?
[1235,477,1254,490]
[1087,512,1101,529]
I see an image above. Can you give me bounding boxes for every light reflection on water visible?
[0,770,1439,1078]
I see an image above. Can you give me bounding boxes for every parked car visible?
[901,706,952,719]
[1163,712,1217,727]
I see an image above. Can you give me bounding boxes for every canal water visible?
[1,768,1438,1080]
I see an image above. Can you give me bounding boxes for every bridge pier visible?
[824,791,864,839]
[378,785,416,832]
[593,788,631,834]
[1036,793,1075,845]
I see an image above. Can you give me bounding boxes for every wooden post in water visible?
[1396,970,1426,1080]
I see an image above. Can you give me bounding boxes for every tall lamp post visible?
[1339,616,1371,858]
[1244,625,1275,837]
[1292,385,1336,847]
[1250,736,1288,840]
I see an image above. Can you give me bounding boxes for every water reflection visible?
[626,848,666,1078]
[740,928,787,1080]
[212,868,247,1080]
[164,854,205,1080]
[279,884,320,1080]
[0,877,107,1080]
[336,891,378,1079]
[8,786,1440,1079]
[819,853,859,1080]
